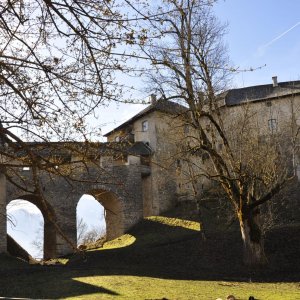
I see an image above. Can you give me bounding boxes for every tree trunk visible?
[238,208,268,266]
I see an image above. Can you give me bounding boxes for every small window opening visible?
[142,120,148,132]
[115,136,120,142]
[268,118,277,132]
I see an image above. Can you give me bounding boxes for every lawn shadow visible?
[0,264,119,299]
[0,219,299,299]
[70,218,300,283]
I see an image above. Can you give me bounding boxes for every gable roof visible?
[104,99,187,137]
[224,80,300,106]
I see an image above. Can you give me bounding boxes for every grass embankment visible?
[0,216,299,299]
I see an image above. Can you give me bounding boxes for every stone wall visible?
[1,164,148,258]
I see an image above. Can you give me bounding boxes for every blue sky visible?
[214,0,300,87]
[99,0,300,135]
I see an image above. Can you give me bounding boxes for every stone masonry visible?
[0,158,150,259]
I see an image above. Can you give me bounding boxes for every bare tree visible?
[136,0,298,266]
[0,0,144,254]
[31,221,44,260]
[0,0,127,139]
[77,217,105,246]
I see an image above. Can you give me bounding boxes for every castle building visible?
[104,77,300,215]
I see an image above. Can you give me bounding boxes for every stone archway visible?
[7,199,43,260]
[7,194,57,260]
[88,189,124,241]
[76,195,106,246]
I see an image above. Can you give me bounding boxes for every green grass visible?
[0,216,299,299]
[99,234,136,250]
[65,276,300,300]
[146,216,201,231]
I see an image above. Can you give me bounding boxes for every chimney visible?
[150,94,157,104]
[272,76,278,87]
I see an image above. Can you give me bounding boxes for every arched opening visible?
[76,190,124,245]
[76,195,106,247]
[6,195,57,260]
[7,200,44,260]
[92,189,124,241]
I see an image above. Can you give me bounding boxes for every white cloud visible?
[7,203,44,259]
[7,200,41,215]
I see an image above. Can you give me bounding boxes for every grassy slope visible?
[0,216,299,300]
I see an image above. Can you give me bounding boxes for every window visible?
[142,120,148,132]
[115,136,120,142]
[268,118,277,132]
[22,166,30,171]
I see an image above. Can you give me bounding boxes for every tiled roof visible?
[3,141,152,158]
[225,80,300,106]
[104,99,187,137]
[127,141,152,156]
[99,141,152,156]
[104,80,300,137]
[3,142,99,158]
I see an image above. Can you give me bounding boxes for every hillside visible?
[0,215,299,299]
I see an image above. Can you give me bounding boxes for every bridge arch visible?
[1,165,144,257]
[79,189,124,241]
[7,199,43,260]
[76,195,106,246]
[6,194,57,260]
